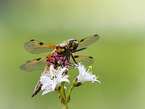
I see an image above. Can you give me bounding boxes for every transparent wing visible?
[24,39,57,54]
[70,55,94,66]
[78,34,100,49]
[19,54,52,72]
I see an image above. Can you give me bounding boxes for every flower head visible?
[75,63,101,85]
[40,65,70,95]
[45,52,69,68]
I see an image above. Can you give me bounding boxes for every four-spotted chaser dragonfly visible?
[20,34,100,72]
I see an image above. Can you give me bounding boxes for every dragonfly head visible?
[67,39,79,50]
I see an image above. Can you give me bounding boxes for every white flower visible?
[40,65,70,95]
[40,77,53,95]
[76,63,101,84]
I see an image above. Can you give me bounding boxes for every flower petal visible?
[40,65,70,95]
[42,89,52,95]
[76,63,100,84]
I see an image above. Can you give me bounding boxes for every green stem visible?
[62,103,68,109]
[59,82,76,109]
[66,84,75,103]
[59,82,69,109]
[60,82,66,99]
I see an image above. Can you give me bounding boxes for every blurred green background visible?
[0,0,145,109]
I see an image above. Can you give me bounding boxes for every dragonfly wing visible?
[78,34,100,49]
[19,54,52,72]
[70,55,94,66]
[24,39,57,54]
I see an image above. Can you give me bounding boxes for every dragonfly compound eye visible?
[67,39,74,48]
[72,40,79,50]
[67,39,79,50]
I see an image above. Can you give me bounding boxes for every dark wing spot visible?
[74,55,79,58]
[80,39,85,42]
[36,58,41,61]
[39,42,43,45]
[30,39,35,41]
[94,34,98,36]
[89,56,93,59]
[26,60,30,63]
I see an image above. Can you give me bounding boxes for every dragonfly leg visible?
[63,55,68,66]
[67,54,70,63]
[72,48,86,53]
[71,54,78,65]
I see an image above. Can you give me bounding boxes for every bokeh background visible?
[0,0,145,109]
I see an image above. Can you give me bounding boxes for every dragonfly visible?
[20,34,100,72]
[20,34,100,97]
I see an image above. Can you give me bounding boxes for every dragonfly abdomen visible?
[31,81,42,97]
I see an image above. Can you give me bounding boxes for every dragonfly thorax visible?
[55,45,71,55]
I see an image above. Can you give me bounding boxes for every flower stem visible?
[66,85,75,103]
[62,103,68,109]
[59,82,69,109]
[60,82,66,99]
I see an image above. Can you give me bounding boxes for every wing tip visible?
[94,34,98,36]
[30,39,35,41]
[19,64,32,72]
[89,56,93,59]
[94,34,100,38]
[19,65,25,71]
